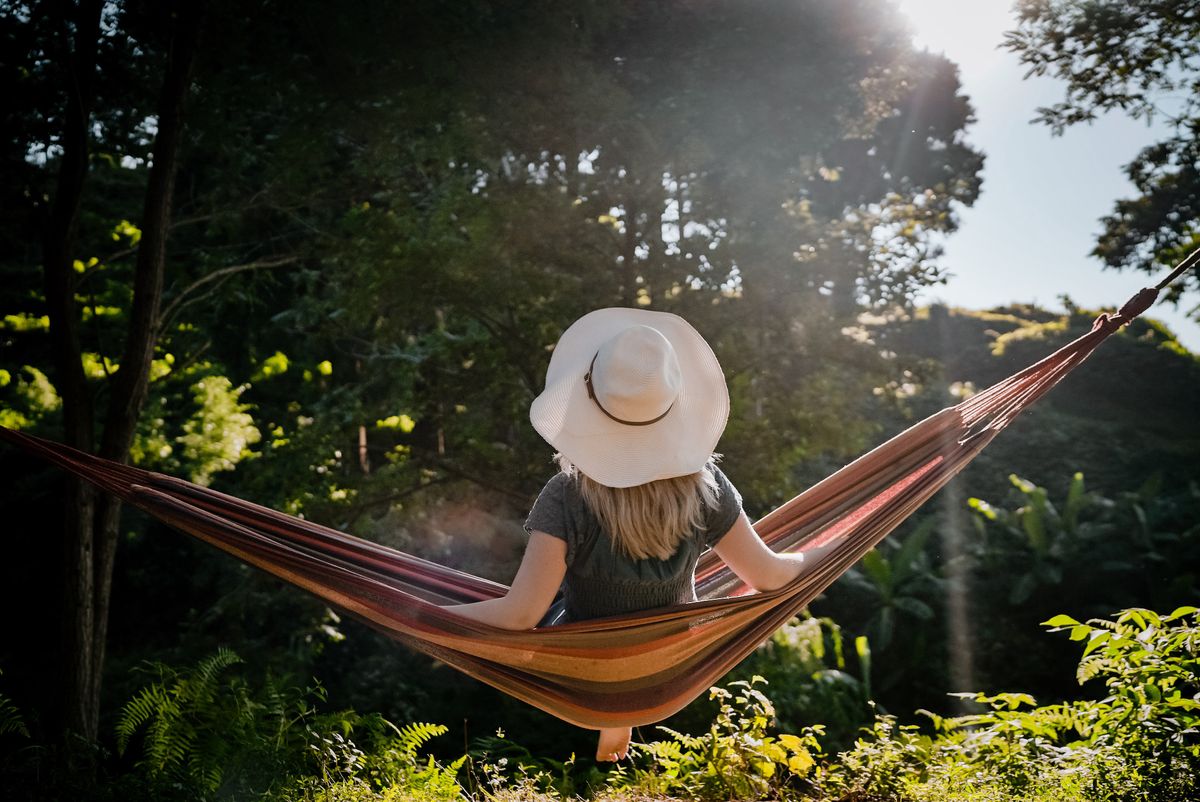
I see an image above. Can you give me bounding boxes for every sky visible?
[892,0,1200,351]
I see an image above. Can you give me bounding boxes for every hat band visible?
[583,353,675,427]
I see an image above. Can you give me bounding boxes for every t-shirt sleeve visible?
[702,465,744,548]
[524,472,574,563]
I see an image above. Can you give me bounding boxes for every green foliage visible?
[0,365,61,430]
[281,720,465,802]
[724,614,873,750]
[601,606,1198,801]
[970,471,1200,611]
[175,376,262,486]
[1045,606,1200,765]
[0,669,28,740]
[1004,0,1200,312]
[824,713,934,799]
[616,677,825,801]
[844,517,942,648]
[112,649,466,801]
[672,606,1198,802]
[969,472,1083,605]
[814,512,948,710]
[115,648,297,795]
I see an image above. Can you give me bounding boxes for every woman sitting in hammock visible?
[446,308,810,761]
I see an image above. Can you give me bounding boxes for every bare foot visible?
[595,726,631,761]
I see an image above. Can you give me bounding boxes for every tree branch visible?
[157,255,299,331]
[347,475,457,526]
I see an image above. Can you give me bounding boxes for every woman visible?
[446,308,809,761]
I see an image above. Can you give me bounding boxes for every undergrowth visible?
[2,605,1195,801]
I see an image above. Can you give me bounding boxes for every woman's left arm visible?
[442,530,568,629]
[712,513,809,591]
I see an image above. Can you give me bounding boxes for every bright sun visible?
[891,0,1015,73]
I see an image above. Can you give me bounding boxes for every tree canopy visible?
[1005,0,1200,314]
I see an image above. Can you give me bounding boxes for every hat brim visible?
[530,308,729,488]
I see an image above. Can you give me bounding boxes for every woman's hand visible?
[712,513,812,592]
[442,531,567,629]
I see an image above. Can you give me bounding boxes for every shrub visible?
[115,649,464,801]
[829,605,1200,802]
[615,676,825,801]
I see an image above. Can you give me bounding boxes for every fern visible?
[395,722,449,759]
[0,692,28,739]
[113,652,468,800]
[116,684,172,754]
[0,669,27,739]
[114,649,271,795]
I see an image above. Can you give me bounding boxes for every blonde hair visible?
[555,454,722,561]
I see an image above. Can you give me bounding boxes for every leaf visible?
[1043,614,1082,627]
[855,635,872,698]
[1082,630,1112,657]
[968,497,997,521]
[1010,573,1037,605]
[787,749,815,776]
[893,517,937,585]
[875,607,895,651]
[1009,474,1037,494]
[1063,471,1086,531]
[861,548,892,591]
[1120,609,1149,629]
[1022,503,1048,555]
[893,596,935,620]
[1137,471,1163,501]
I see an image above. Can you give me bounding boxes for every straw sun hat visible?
[530,308,730,488]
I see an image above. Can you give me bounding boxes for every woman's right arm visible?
[441,531,567,629]
[712,513,809,592]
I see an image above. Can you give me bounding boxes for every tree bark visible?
[89,0,207,741]
[42,0,207,742]
[42,0,104,741]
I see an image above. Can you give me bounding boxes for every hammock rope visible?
[2,254,1196,729]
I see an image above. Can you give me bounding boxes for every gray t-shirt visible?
[524,466,743,622]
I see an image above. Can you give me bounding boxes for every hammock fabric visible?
[0,268,1189,730]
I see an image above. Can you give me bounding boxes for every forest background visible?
[0,0,1197,798]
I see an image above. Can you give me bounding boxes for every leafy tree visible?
[0,0,210,743]
[1004,0,1200,313]
[248,0,986,521]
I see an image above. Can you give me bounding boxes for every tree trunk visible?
[43,0,207,742]
[42,0,104,741]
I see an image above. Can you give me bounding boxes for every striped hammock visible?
[0,270,1186,730]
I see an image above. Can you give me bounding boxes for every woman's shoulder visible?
[701,461,744,546]
[706,462,741,501]
[540,470,579,499]
[526,471,583,535]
